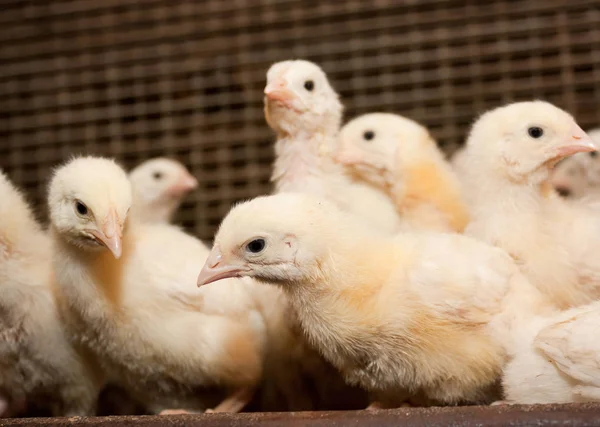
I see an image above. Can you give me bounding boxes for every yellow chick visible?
[48,156,266,414]
[335,113,469,233]
[265,60,403,234]
[129,157,198,224]
[196,193,550,406]
[0,171,100,417]
[460,101,599,309]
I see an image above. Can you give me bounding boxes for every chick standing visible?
[265,60,402,234]
[0,172,100,417]
[196,193,551,405]
[335,113,469,232]
[48,157,266,414]
[460,101,600,309]
[129,157,198,224]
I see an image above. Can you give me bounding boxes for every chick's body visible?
[266,60,402,234]
[197,193,551,405]
[50,158,265,413]
[502,300,600,404]
[0,172,99,416]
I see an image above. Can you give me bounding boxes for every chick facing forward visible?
[196,193,549,405]
[0,172,100,417]
[336,113,469,233]
[129,157,197,224]
[48,156,266,414]
[265,60,402,234]
[460,101,600,309]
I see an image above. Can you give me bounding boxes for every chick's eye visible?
[304,80,314,91]
[590,151,598,158]
[528,127,544,138]
[75,200,88,216]
[153,172,162,180]
[246,238,266,254]
[363,130,375,141]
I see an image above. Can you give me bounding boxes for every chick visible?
[129,157,198,224]
[501,299,600,404]
[196,193,550,405]
[0,171,100,417]
[265,60,402,234]
[336,113,469,232]
[48,156,266,414]
[460,101,600,309]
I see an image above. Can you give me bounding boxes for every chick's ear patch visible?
[282,234,299,263]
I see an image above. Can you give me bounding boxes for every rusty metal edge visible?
[2,403,600,427]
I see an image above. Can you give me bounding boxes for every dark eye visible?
[590,151,598,158]
[153,171,162,180]
[246,238,266,254]
[528,127,544,138]
[75,200,88,216]
[304,80,314,91]
[363,130,375,141]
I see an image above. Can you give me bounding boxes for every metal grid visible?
[2,0,600,240]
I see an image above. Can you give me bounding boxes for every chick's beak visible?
[264,79,296,104]
[335,145,364,166]
[88,208,123,259]
[197,246,250,287]
[555,123,597,159]
[167,173,198,197]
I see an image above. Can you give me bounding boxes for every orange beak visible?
[264,78,296,104]
[197,246,251,287]
[167,172,198,197]
[554,123,597,159]
[87,208,123,259]
[335,144,364,166]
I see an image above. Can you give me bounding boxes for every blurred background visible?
[1,0,600,240]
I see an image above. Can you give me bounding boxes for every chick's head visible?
[129,157,197,222]
[197,193,334,288]
[264,60,342,136]
[465,101,596,185]
[48,156,132,259]
[336,113,434,189]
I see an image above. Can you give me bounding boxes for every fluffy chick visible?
[0,172,100,417]
[196,193,550,405]
[460,101,600,309]
[48,157,266,414]
[336,113,469,232]
[502,299,600,404]
[129,157,197,224]
[265,60,402,234]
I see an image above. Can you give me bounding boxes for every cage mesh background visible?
[2,0,600,240]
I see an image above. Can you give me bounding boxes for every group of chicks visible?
[3,58,600,419]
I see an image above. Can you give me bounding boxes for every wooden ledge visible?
[2,403,600,427]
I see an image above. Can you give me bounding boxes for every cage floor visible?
[1,404,600,427]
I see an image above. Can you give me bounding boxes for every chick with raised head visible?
[335,113,469,233]
[0,172,100,417]
[460,101,600,309]
[129,157,198,224]
[265,60,402,234]
[196,193,551,405]
[501,299,600,404]
[48,156,266,415]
